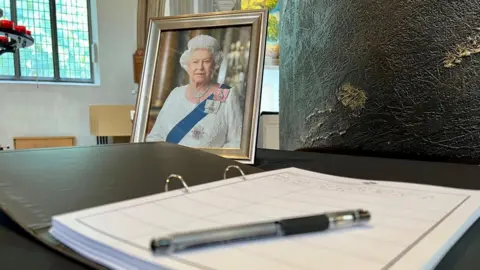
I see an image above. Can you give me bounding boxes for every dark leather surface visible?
[0,142,261,270]
[0,142,260,231]
[280,0,480,163]
[0,210,87,270]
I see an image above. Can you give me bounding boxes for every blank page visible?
[50,168,480,270]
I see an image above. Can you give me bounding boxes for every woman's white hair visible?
[179,35,223,72]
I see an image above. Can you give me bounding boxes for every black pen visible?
[151,209,371,254]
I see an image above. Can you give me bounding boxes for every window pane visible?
[17,0,55,78]
[56,0,91,80]
[0,0,15,76]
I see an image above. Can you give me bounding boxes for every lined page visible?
[51,168,480,270]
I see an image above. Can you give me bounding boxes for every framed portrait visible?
[131,10,268,164]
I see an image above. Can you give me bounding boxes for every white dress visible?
[145,85,243,148]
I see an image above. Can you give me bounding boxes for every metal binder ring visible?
[223,165,247,180]
[165,174,190,193]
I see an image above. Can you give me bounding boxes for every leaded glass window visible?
[0,0,93,83]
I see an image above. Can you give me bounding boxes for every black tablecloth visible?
[1,146,479,269]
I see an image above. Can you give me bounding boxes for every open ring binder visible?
[164,165,247,193]
[165,174,190,193]
[224,165,246,180]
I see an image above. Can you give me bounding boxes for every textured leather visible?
[0,211,88,270]
[0,142,261,268]
[280,0,480,163]
[0,142,261,229]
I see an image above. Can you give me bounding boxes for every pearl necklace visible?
[194,84,212,103]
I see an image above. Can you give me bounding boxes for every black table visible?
[1,145,479,269]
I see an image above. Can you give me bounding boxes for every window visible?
[261,68,280,113]
[0,0,94,83]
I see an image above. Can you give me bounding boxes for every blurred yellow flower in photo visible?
[241,0,278,11]
[241,0,281,64]
[241,0,280,41]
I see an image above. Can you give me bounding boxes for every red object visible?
[14,25,26,33]
[0,36,8,44]
[0,20,14,29]
[26,30,31,35]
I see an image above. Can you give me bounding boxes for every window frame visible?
[0,0,95,83]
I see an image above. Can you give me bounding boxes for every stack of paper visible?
[50,168,480,269]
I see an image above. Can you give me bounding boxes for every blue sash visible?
[165,94,214,144]
[166,84,231,144]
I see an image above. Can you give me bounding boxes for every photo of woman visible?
[144,26,253,149]
[145,35,243,148]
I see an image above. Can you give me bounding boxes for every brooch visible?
[191,126,205,140]
[204,99,221,114]
[213,88,230,102]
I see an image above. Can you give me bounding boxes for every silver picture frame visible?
[131,9,268,164]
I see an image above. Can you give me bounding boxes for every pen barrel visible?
[151,209,371,253]
[279,209,370,235]
[163,222,280,252]
[325,209,371,229]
